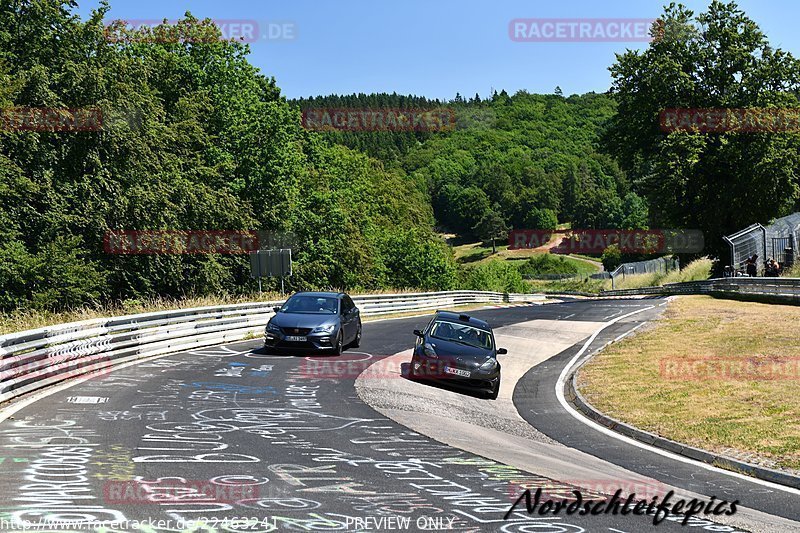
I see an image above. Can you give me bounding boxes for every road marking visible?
[555,306,800,496]
[612,322,646,343]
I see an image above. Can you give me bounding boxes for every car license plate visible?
[444,366,470,377]
[285,335,307,342]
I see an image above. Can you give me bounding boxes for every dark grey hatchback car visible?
[264,292,362,355]
[409,311,506,399]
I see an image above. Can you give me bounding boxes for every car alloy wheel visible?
[351,324,362,348]
[333,332,343,355]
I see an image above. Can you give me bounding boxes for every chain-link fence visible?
[766,213,799,268]
[724,213,800,275]
[610,256,680,288]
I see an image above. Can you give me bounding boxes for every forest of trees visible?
[2,0,799,313]
[606,1,800,258]
[0,1,456,312]
[291,91,650,239]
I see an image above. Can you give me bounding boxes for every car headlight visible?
[266,322,281,333]
[312,324,336,334]
[480,358,498,371]
[423,343,438,358]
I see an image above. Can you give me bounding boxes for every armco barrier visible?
[0,291,542,404]
[600,277,800,304]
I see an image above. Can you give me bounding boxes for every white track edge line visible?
[555,305,800,496]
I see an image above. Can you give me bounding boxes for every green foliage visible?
[606,0,800,256]
[380,229,459,291]
[460,259,526,294]
[0,3,454,311]
[517,254,580,277]
[523,207,559,231]
[294,91,648,236]
[472,205,508,253]
[601,244,623,272]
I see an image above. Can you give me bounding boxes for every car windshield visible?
[429,320,493,350]
[280,295,338,314]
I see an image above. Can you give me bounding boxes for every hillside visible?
[291,91,650,241]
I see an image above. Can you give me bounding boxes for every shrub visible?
[601,244,623,272]
[460,259,526,294]
[518,254,580,277]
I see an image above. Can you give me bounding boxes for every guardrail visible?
[601,277,800,303]
[0,290,543,405]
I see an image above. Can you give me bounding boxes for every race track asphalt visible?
[0,298,797,532]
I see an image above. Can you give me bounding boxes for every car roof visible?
[290,291,343,298]
[433,311,491,331]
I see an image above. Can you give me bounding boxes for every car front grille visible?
[281,327,313,335]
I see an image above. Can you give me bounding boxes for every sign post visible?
[249,249,292,295]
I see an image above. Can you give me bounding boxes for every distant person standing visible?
[746,254,758,277]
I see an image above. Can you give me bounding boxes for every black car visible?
[409,311,506,399]
[264,292,362,355]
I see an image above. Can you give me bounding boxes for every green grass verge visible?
[578,295,800,472]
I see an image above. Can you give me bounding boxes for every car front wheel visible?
[487,376,500,400]
[350,323,362,348]
[333,332,344,356]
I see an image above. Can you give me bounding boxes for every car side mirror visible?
[273,306,281,313]
[497,348,508,355]
[413,329,424,337]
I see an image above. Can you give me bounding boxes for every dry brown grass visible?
[0,291,510,336]
[360,303,494,323]
[578,295,800,471]
[0,289,448,336]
